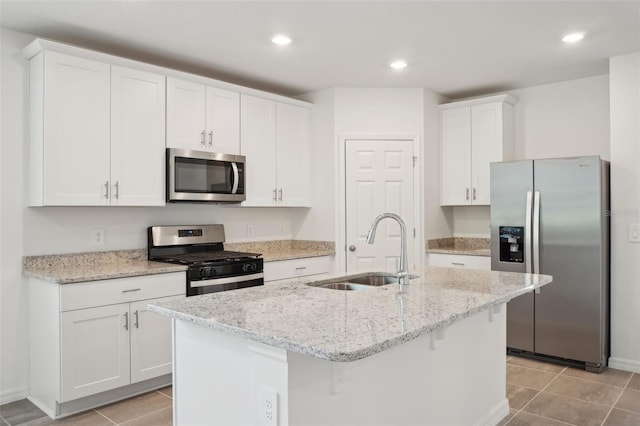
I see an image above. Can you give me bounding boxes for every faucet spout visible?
[366,213,410,287]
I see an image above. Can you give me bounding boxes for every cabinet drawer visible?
[61,272,185,312]
[428,253,490,270]
[264,256,332,282]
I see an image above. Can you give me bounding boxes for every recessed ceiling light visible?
[390,60,407,70]
[562,32,585,43]
[271,35,292,46]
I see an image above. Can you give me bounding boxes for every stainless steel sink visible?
[307,272,417,291]
[314,282,372,291]
[346,275,397,286]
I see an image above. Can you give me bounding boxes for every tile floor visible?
[1,358,639,425]
[0,387,172,426]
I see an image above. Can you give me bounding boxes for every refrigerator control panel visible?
[499,226,524,263]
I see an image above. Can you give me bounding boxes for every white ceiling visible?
[1,1,639,99]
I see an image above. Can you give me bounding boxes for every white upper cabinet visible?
[240,94,311,207]
[166,77,240,154]
[111,66,166,206]
[439,94,516,206]
[28,51,166,206]
[33,51,111,206]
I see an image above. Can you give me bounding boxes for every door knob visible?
[348,245,356,252]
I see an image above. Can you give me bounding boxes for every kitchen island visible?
[149,267,552,426]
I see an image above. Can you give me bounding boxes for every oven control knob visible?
[242,263,255,272]
[199,269,206,278]
[208,268,216,277]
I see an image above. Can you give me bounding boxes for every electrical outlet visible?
[247,224,254,238]
[93,228,105,246]
[630,224,640,243]
[259,386,278,426]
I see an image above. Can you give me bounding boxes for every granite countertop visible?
[22,240,335,284]
[149,267,552,362]
[22,249,187,284]
[226,240,335,262]
[427,237,491,257]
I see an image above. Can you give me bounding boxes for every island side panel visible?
[287,305,509,426]
[173,320,262,426]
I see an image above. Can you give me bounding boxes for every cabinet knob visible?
[348,245,356,252]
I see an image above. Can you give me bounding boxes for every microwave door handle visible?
[231,163,239,194]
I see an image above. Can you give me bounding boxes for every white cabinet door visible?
[276,103,311,207]
[240,95,277,206]
[60,304,130,401]
[206,87,240,154]
[471,102,504,206]
[440,107,472,206]
[130,296,177,383]
[111,66,166,206]
[166,77,206,150]
[440,97,514,206]
[42,51,110,206]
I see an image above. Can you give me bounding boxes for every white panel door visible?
[205,87,240,154]
[166,77,206,150]
[240,95,277,206]
[60,304,130,401]
[471,102,503,205]
[111,66,166,206]
[276,103,311,207]
[43,51,110,205]
[346,139,415,274]
[440,107,472,206]
[130,297,177,383]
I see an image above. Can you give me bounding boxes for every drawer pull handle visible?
[451,262,465,266]
[122,288,141,293]
[295,266,307,270]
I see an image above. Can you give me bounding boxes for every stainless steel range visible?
[148,224,263,296]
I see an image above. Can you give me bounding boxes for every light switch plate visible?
[630,224,640,243]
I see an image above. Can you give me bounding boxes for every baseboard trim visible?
[0,386,29,405]
[479,398,510,426]
[608,356,640,373]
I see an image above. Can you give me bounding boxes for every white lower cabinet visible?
[428,253,491,270]
[264,256,333,282]
[29,272,185,418]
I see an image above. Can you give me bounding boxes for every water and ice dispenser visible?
[499,226,524,263]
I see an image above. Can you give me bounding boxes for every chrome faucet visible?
[366,213,410,288]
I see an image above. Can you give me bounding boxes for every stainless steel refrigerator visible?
[490,156,609,372]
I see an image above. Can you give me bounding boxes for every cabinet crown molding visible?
[438,94,518,110]
[23,38,311,107]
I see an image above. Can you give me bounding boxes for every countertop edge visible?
[148,271,552,362]
[427,249,490,257]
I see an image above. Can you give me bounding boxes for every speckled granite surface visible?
[149,267,552,362]
[22,241,335,284]
[427,237,491,256]
[225,240,335,261]
[22,249,187,284]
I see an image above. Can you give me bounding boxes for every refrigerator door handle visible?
[533,191,541,286]
[525,190,533,274]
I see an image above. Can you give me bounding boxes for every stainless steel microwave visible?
[166,148,245,203]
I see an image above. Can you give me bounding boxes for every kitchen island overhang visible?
[150,267,552,426]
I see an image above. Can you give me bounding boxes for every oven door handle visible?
[190,272,264,288]
[231,163,239,194]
